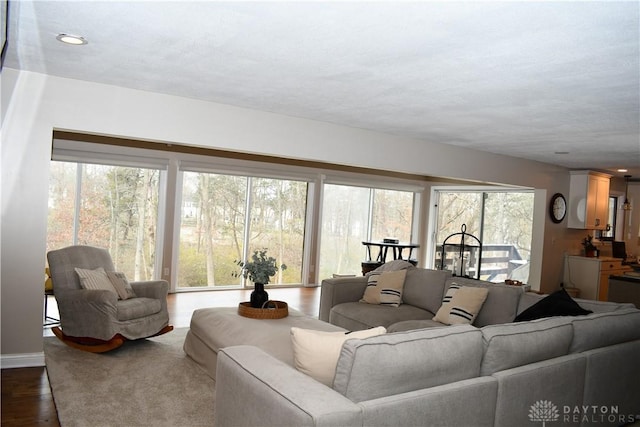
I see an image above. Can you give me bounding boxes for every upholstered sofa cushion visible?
[517,293,635,315]
[333,324,483,402]
[514,288,591,321]
[479,317,573,375]
[569,308,640,353]
[329,302,434,330]
[402,268,451,314]
[386,319,446,332]
[443,278,523,326]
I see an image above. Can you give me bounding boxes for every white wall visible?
[1,69,572,361]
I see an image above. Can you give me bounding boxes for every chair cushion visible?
[360,269,406,307]
[75,267,118,296]
[117,297,162,321]
[106,271,137,300]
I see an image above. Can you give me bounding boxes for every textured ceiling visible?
[4,1,640,177]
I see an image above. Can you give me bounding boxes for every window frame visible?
[50,137,427,291]
[428,186,535,283]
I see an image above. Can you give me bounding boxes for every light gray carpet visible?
[44,328,215,427]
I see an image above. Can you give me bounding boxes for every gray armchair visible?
[47,245,172,352]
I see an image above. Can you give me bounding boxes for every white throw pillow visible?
[433,284,489,325]
[360,269,407,307]
[75,267,118,296]
[106,271,137,300]
[291,326,386,386]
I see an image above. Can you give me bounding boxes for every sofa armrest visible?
[319,276,368,322]
[215,346,362,427]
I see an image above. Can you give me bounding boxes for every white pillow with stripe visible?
[360,269,407,307]
[75,267,118,296]
[433,284,489,325]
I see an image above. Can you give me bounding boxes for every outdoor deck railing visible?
[435,244,526,281]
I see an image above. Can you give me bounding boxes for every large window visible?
[47,138,424,290]
[177,172,308,288]
[47,161,161,280]
[319,184,415,278]
[433,190,534,284]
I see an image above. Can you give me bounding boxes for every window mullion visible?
[72,164,83,245]
[242,178,254,288]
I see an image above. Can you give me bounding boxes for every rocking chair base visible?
[150,324,174,337]
[51,324,174,353]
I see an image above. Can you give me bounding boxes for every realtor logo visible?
[529,400,559,426]
[529,400,638,425]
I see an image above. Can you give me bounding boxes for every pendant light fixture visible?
[623,175,632,211]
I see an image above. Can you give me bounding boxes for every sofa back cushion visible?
[570,308,640,353]
[444,278,524,326]
[517,292,634,315]
[290,326,386,386]
[402,268,451,314]
[514,288,592,322]
[479,317,573,375]
[332,324,482,402]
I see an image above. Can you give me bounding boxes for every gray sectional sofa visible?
[214,265,640,427]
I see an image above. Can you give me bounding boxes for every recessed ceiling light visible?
[56,33,88,45]
[617,169,628,173]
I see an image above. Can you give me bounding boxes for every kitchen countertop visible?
[610,271,640,282]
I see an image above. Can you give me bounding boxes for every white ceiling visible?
[4,1,640,178]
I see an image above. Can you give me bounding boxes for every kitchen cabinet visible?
[563,256,631,301]
[567,170,611,230]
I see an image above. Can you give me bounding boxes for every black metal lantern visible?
[438,224,483,279]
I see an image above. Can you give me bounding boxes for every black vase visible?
[250,283,269,308]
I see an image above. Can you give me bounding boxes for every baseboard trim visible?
[1,352,45,369]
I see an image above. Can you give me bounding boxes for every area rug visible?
[44,328,215,427]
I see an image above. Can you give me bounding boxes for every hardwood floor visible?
[1,286,320,427]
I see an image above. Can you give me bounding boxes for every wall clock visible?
[549,193,566,223]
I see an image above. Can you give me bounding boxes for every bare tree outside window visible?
[47,162,160,280]
[319,184,415,278]
[434,191,534,283]
[177,172,307,288]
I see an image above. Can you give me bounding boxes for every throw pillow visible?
[360,269,407,307]
[433,284,489,325]
[290,326,386,386]
[106,271,137,300]
[514,288,592,322]
[75,267,118,296]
